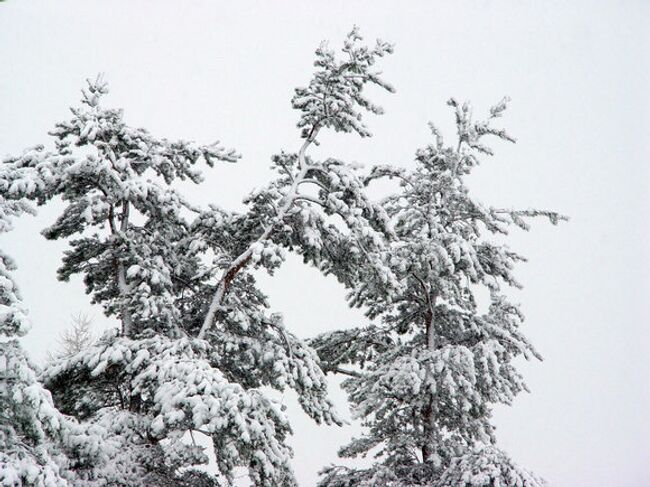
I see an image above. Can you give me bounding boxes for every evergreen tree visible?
[193,26,398,343]
[1,27,564,486]
[0,194,109,486]
[1,28,399,485]
[3,75,308,486]
[314,98,565,486]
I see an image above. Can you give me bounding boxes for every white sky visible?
[1,1,649,485]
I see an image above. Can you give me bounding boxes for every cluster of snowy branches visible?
[0,28,564,486]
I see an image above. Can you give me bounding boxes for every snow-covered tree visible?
[2,76,301,485]
[314,98,565,486]
[0,193,111,486]
[2,26,563,486]
[193,26,398,343]
[46,314,95,362]
[3,74,239,338]
[1,28,401,485]
[184,26,400,435]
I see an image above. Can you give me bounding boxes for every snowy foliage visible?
[0,251,31,339]
[0,340,111,486]
[0,28,405,486]
[0,163,113,486]
[292,26,394,138]
[0,28,563,486]
[436,445,545,487]
[195,28,399,343]
[41,331,296,485]
[0,196,33,338]
[314,98,565,485]
[319,446,544,487]
[1,74,238,337]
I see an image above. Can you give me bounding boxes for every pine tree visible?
[3,75,305,486]
[1,28,399,485]
[0,193,109,486]
[1,27,564,486]
[314,98,565,486]
[193,26,398,344]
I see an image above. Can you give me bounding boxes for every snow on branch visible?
[292,26,394,138]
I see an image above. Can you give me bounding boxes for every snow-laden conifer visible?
[195,27,398,342]
[1,76,301,485]
[1,27,564,486]
[3,74,238,337]
[1,28,400,485]
[315,98,566,486]
[0,193,112,486]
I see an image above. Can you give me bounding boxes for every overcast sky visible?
[1,1,649,485]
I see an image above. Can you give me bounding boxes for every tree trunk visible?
[116,202,133,336]
[117,261,133,336]
[422,292,437,463]
[108,201,133,336]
